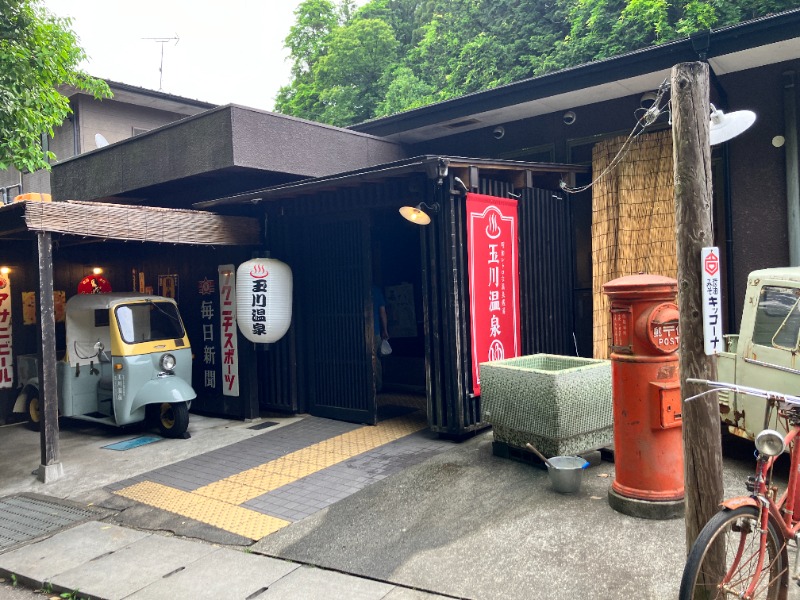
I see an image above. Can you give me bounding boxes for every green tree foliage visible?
[316,18,399,125]
[275,0,800,126]
[0,0,111,172]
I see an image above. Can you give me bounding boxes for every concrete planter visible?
[480,354,612,457]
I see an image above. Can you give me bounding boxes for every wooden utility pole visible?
[36,231,62,483]
[671,62,723,551]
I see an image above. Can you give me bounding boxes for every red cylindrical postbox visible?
[603,274,684,519]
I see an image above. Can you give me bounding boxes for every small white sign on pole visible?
[701,247,722,355]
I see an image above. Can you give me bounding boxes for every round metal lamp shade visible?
[709,108,756,145]
[399,205,431,225]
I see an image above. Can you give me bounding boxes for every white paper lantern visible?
[236,258,293,343]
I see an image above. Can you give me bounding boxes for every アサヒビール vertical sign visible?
[701,247,722,355]
[466,193,521,395]
[0,272,12,388]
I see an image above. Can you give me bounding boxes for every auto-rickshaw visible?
[14,293,196,438]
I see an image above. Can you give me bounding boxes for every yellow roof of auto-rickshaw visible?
[65,293,177,312]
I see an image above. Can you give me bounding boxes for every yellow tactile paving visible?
[225,469,296,490]
[192,480,266,505]
[114,414,428,538]
[115,481,290,539]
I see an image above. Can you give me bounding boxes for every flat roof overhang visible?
[51,105,407,206]
[350,9,800,143]
[193,155,589,209]
[0,200,260,245]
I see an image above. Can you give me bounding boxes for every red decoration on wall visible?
[77,274,112,294]
[466,193,521,396]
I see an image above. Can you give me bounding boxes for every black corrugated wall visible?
[422,177,575,435]
[260,175,575,435]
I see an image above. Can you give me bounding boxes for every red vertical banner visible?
[466,193,521,396]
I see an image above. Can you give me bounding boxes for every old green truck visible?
[718,267,800,439]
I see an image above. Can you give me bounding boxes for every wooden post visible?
[672,62,723,551]
[36,231,62,483]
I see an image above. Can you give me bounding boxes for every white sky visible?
[41,0,366,111]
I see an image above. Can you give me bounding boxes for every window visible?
[752,286,800,350]
[94,309,109,327]
[115,301,184,343]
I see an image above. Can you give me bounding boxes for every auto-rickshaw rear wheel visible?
[23,386,41,432]
[153,402,189,438]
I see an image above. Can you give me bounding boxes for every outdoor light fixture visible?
[92,267,103,275]
[0,266,9,275]
[709,104,756,145]
[755,429,785,456]
[399,202,440,226]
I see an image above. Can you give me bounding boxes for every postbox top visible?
[602,273,678,296]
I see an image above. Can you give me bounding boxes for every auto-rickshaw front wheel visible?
[152,402,189,438]
[23,386,41,432]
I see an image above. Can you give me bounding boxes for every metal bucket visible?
[546,456,590,493]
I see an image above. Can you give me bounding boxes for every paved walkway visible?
[3,411,798,599]
[106,412,448,541]
[0,520,451,599]
[0,410,459,599]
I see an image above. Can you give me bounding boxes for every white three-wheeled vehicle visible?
[15,293,196,438]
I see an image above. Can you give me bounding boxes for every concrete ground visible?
[0,413,795,599]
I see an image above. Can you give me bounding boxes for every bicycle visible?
[679,378,800,599]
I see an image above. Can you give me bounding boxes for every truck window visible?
[752,286,800,350]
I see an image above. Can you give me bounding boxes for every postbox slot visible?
[650,382,682,429]
[610,306,633,354]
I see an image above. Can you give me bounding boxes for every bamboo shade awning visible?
[22,200,260,246]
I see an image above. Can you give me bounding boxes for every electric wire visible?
[559,79,671,195]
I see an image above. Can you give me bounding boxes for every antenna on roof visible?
[142,35,179,90]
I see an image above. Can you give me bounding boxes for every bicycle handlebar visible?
[686,378,800,406]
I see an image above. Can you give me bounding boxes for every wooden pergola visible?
[0,200,260,482]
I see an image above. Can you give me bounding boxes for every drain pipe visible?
[723,145,737,333]
[71,98,81,156]
[785,71,800,266]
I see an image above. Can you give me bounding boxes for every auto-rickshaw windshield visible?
[115,301,185,344]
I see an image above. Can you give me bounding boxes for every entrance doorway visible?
[372,208,427,420]
[287,207,428,426]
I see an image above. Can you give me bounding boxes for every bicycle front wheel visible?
[679,505,788,599]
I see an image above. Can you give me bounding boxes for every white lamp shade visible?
[236,258,293,343]
[709,108,756,145]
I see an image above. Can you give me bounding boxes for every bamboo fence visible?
[592,129,677,358]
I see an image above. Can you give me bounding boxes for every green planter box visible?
[480,354,612,457]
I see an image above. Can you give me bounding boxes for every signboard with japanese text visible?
[77,274,111,294]
[0,274,12,388]
[701,247,722,355]
[198,275,219,395]
[158,274,178,300]
[466,193,521,395]
[21,291,66,325]
[218,265,240,396]
[385,283,417,338]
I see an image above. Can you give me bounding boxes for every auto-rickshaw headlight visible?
[160,353,176,372]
